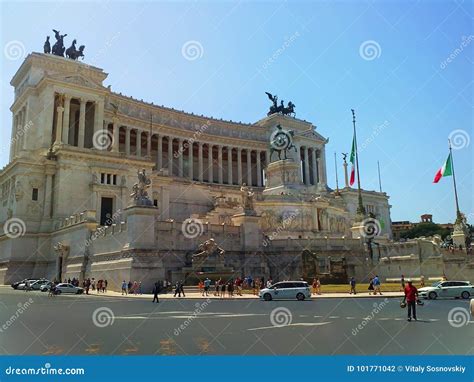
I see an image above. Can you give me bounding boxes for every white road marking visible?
[329,316,340,319]
[248,322,331,331]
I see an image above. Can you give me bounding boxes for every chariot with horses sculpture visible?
[43,29,85,61]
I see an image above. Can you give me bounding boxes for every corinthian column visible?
[157,135,163,170]
[54,105,64,145]
[311,148,318,185]
[218,145,223,184]
[198,142,204,182]
[256,151,262,187]
[78,98,86,148]
[227,147,233,185]
[246,149,252,186]
[168,137,174,175]
[62,95,71,144]
[178,138,184,177]
[125,127,131,156]
[237,148,242,185]
[208,144,214,183]
[188,142,194,180]
[304,146,310,185]
[112,118,119,152]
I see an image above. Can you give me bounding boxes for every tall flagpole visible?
[352,109,365,217]
[377,160,382,193]
[448,139,461,222]
[334,152,340,194]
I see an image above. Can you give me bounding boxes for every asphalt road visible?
[0,287,472,355]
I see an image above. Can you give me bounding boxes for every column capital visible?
[56,106,64,113]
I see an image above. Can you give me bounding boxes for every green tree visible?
[400,222,451,240]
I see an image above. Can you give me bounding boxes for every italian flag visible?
[349,135,356,186]
[433,153,452,183]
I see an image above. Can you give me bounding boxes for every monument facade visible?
[0,50,403,289]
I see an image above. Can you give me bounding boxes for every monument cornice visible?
[11,52,108,88]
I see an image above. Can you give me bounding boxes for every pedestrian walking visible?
[103,279,108,293]
[403,279,418,321]
[420,275,425,288]
[228,281,234,297]
[198,280,204,296]
[315,278,321,295]
[373,275,382,295]
[349,277,356,295]
[204,278,211,296]
[152,282,160,303]
[215,278,221,296]
[221,282,226,298]
[121,280,127,295]
[368,277,374,295]
[85,278,91,295]
[312,278,318,295]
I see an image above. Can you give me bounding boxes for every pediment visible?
[48,73,104,89]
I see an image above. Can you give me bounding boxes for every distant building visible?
[391,214,453,240]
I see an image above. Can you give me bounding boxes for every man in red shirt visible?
[404,279,418,321]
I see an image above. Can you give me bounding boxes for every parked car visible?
[418,281,473,300]
[48,283,84,295]
[259,281,311,301]
[11,278,39,289]
[16,279,50,290]
[30,280,52,291]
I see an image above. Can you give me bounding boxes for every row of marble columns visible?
[300,145,326,186]
[54,94,104,148]
[103,121,328,188]
[107,121,267,187]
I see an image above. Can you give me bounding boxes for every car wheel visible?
[296,293,305,301]
[56,290,62,295]
[263,293,272,301]
[461,291,470,299]
[428,291,437,300]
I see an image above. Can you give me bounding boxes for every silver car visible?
[259,281,311,301]
[47,283,84,295]
[418,281,473,300]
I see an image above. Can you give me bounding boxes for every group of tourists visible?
[197,276,268,297]
[82,278,108,294]
[120,280,143,295]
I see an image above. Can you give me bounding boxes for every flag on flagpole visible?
[349,135,356,186]
[433,153,453,183]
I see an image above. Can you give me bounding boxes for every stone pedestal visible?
[124,205,158,249]
[232,213,262,250]
[452,229,467,248]
[263,159,303,196]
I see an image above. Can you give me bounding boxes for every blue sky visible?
[0,0,472,224]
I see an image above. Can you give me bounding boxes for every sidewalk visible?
[85,290,405,300]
